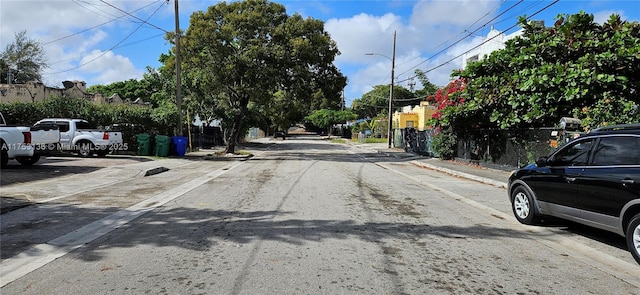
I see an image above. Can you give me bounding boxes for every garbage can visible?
[155,135,171,157]
[136,133,152,156]
[172,136,188,157]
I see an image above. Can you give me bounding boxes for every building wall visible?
[0,80,143,106]
[461,28,523,69]
[392,101,437,131]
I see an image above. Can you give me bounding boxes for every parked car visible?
[508,123,640,263]
[274,131,286,140]
[0,112,60,167]
[34,118,124,158]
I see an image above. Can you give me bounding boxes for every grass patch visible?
[364,137,387,143]
[330,138,347,144]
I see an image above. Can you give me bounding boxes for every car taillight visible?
[103,132,109,140]
[23,132,32,144]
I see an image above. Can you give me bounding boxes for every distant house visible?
[0,80,148,106]
[392,101,437,131]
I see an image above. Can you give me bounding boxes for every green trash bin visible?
[136,133,152,156]
[155,135,171,157]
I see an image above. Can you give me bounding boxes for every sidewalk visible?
[353,142,512,189]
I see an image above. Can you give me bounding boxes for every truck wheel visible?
[17,155,40,166]
[1,146,8,168]
[78,141,94,158]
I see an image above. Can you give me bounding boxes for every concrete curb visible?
[410,160,509,189]
[141,166,169,177]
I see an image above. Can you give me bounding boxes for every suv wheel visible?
[511,186,539,225]
[626,213,640,264]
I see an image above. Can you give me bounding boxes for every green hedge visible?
[0,97,179,152]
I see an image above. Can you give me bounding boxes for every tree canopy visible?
[305,109,357,135]
[87,78,156,105]
[434,12,640,134]
[412,69,439,99]
[351,84,415,119]
[180,0,346,153]
[0,31,48,84]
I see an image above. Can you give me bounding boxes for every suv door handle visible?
[622,179,635,186]
[566,177,576,183]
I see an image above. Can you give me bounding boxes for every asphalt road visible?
[1,137,638,294]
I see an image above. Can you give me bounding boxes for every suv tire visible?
[626,213,640,264]
[511,186,539,225]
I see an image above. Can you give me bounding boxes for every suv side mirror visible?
[536,156,549,167]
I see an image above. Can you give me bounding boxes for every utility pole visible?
[174,0,183,136]
[365,30,396,149]
[387,31,396,149]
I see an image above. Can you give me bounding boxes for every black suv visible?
[508,124,640,263]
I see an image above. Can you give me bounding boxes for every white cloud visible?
[2,0,160,87]
[329,0,503,104]
[593,10,625,24]
[79,50,142,84]
[326,12,402,64]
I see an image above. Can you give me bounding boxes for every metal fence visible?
[394,127,584,170]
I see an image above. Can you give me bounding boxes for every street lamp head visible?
[365,53,374,55]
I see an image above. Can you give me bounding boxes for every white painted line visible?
[0,161,245,287]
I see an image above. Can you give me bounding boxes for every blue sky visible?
[1,0,638,106]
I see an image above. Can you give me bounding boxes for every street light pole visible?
[388,31,396,149]
[365,30,396,149]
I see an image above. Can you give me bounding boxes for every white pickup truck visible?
[34,118,124,157]
[1,112,60,167]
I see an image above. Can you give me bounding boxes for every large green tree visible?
[305,109,357,136]
[351,84,414,119]
[180,0,345,153]
[0,30,48,84]
[438,12,640,133]
[87,78,156,105]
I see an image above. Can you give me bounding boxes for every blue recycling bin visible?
[172,136,188,157]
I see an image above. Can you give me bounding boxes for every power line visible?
[396,0,524,78]
[491,0,547,26]
[100,0,169,33]
[397,0,507,70]
[416,0,560,79]
[73,0,122,20]
[47,33,166,66]
[43,1,168,75]
[44,1,161,45]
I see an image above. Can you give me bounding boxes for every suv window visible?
[551,139,593,166]
[591,136,640,166]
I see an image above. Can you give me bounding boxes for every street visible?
[1,136,639,294]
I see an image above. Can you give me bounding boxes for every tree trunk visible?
[224,95,249,154]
